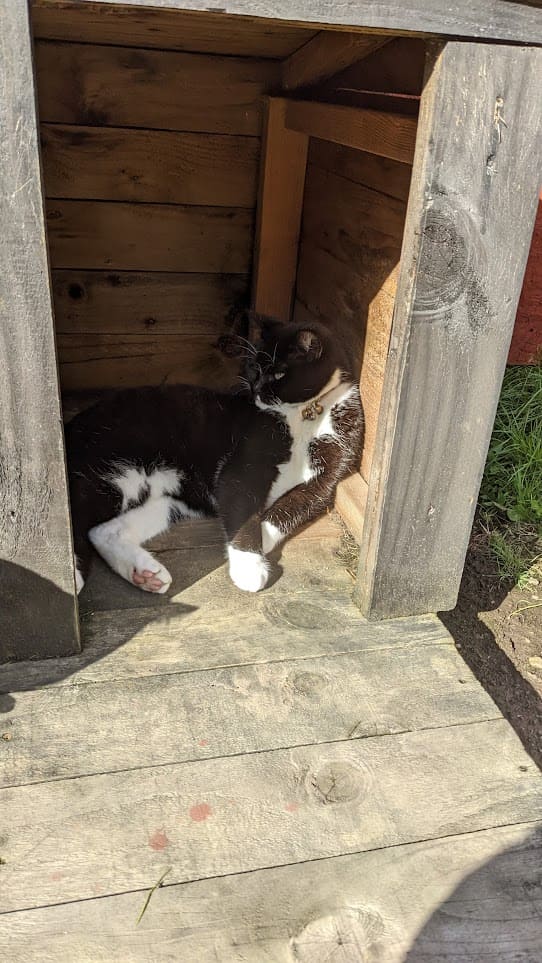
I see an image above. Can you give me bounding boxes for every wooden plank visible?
[43,0,542,45]
[79,523,362,613]
[1,720,541,911]
[0,0,79,661]
[0,522,449,692]
[31,2,317,58]
[35,40,278,136]
[295,163,404,480]
[283,31,389,90]
[45,200,253,273]
[56,333,239,391]
[252,98,308,318]
[357,41,542,620]
[51,270,248,335]
[309,136,412,202]
[284,99,417,163]
[313,35,425,108]
[41,125,259,207]
[2,822,540,961]
[335,474,368,543]
[1,640,500,787]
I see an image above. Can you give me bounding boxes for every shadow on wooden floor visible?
[440,573,542,772]
[404,824,542,959]
[0,556,212,711]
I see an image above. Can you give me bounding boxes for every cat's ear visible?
[290,328,323,361]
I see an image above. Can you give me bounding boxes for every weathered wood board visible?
[45,200,253,273]
[49,0,542,44]
[31,1,317,57]
[357,41,542,619]
[2,640,499,787]
[56,333,239,391]
[51,270,248,335]
[2,822,540,961]
[0,0,79,660]
[41,125,259,207]
[1,719,540,911]
[35,40,278,135]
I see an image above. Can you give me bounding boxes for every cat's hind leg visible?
[89,495,174,594]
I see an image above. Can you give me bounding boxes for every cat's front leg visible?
[216,472,270,593]
[261,476,336,552]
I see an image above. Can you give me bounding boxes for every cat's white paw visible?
[261,520,284,554]
[228,546,270,592]
[132,549,172,594]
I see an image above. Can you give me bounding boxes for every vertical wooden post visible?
[0,0,80,660]
[357,40,542,619]
[252,98,308,318]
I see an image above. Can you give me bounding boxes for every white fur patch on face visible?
[227,546,270,592]
[261,520,283,554]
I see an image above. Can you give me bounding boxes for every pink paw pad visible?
[132,568,167,593]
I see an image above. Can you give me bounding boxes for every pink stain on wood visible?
[198,739,209,747]
[149,829,169,851]
[189,802,212,822]
[50,871,63,881]
[285,802,299,812]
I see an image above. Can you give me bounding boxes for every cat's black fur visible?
[65,318,364,593]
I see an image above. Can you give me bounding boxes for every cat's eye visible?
[274,372,285,381]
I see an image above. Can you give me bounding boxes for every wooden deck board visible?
[2,821,541,961]
[1,517,541,955]
[2,642,500,788]
[1,721,541,913]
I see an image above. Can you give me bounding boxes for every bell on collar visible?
[302,399,324,421]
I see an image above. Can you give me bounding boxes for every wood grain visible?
[51,270,248,334]
[0,517,449,691]
[283,31,389,90]
[43,0,542,45]
[41,125,259,207]
[252,97,308,318]
[285,100,417,163]
[1,719,540,911]
[56,333,239,391]
[335,473,368,543]
[2,822,541,961]
[2,639,500,787]
[309,136,412,201]
[295,161,405,480]
[357,41,542,619]
[35,40,278,135]
[0,0,79,660]
[31,2,316,57]
[45,200,253,273]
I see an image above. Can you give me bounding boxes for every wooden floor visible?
[1,515,542,961]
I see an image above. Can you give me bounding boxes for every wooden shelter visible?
[1,2,542,957]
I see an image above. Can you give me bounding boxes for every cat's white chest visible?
[266,406,335,507]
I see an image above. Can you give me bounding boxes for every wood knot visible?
[289,671,328,697]
[305,758,371,806]
[291,907,385,961]
[264,600,347,633]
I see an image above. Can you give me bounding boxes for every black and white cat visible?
[65,317,364,595]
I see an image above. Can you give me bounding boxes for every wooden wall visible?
[31,5,316,391]
[294,138,411,482]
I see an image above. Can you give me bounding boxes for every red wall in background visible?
[509,191,542,364]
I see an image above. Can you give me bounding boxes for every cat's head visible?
[240,317,350,406]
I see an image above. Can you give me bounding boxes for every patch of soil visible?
[440,542,542,769]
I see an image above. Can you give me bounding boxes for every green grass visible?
[478,364,542,585]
